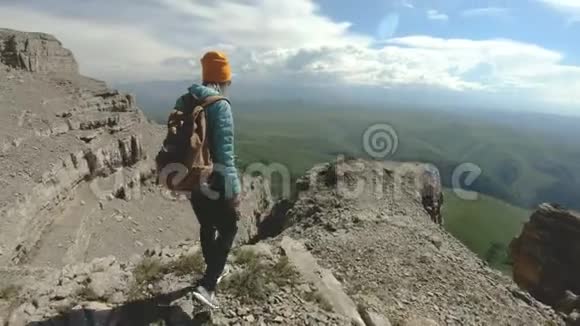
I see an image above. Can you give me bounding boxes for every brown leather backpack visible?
[156,94,229,192]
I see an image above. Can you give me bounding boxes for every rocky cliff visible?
[0,29,78,74]
[0,29,159,267]
[0,29,274,269]
[511,203,580,323]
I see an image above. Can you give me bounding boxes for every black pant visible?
[190,191,239,291]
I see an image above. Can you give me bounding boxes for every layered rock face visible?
[0,29,78,74]
[511,203,580,316]
[419,166,443,225]
[0,31,161,267]
[0,64,156,266]
[0,29,277,270]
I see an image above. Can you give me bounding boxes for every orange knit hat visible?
[201,51,232,83]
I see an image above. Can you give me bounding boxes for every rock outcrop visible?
[0,29,78,74]
[419,165,443,225]
[280,236,366,326]
[511,203,580,318]
[284,160,561,325]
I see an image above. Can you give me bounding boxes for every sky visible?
[0,0,578,114]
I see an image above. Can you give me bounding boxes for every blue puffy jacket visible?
[174,84,241,198]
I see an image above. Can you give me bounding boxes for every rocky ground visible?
[0,160,567,326]
[283,161,563,325]
[0,239,355,326]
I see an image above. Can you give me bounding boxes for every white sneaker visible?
[192,285,219,309]
[217,265,231,285]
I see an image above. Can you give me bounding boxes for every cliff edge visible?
[511,203,580,324]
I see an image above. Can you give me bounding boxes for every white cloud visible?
[384,36,572,88]
[426,9,449,21]
[538,0,580,11]
[401,0,414,9]
[242,36,580,105]
[537,0,580,22]
[0,0,579,107]
[156,0,370,49]
[461,7,511,18]
[0,0,370,80]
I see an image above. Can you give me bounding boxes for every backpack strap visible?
[179,94,230,115]
[179,93,196,114]
[200,95,230,108]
